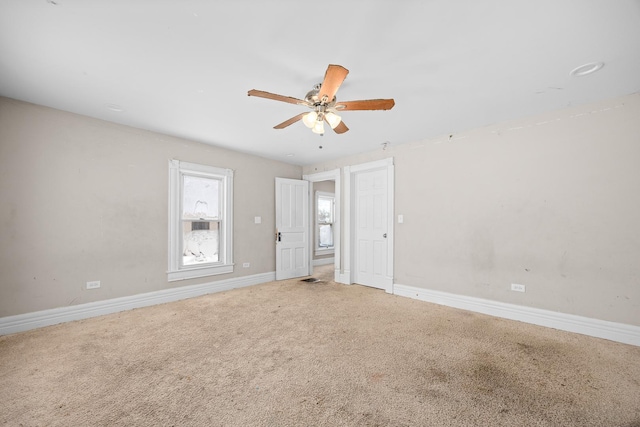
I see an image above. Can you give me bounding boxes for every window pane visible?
[318,224,333,248]
[183,221,220,265]
[317,197,333,223]
[183,175,219,219]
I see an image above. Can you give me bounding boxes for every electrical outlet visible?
[86,280,101,290]
[511,283,526,292]
[242,262,250,268]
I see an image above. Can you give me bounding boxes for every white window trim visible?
[315,190,335,256]
[168,160,234,281]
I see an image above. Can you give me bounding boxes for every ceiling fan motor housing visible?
[304,85,336,108]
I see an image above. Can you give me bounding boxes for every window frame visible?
[168,160,234,281]
[315,190,335,255]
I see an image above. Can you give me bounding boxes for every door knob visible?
[383,233,387,238]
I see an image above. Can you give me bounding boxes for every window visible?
[316,191,335,254]
[168,160,233,281]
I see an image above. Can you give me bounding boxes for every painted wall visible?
[303,93,640,327]
[0,98,301,317]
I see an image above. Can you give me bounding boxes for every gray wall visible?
[2,93,639,327]
[303,93,640,327]
[0,98,301,317]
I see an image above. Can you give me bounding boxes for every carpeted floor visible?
[1,264,639,426]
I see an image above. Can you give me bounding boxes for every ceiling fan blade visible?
[318,64,349,103]
[330,120,349,134]
[274,112,306,129]
[334,99,395,111]
[248,89,308,106]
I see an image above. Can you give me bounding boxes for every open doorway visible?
[303,169,341,282]
[312,180,335,267]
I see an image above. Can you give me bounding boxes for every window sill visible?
[315,248,335,256]
[167,264,234,282]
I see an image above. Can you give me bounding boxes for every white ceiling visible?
[1,1,639,166]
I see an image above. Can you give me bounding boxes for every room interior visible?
[1,2,640,422]
[1,0,638,342]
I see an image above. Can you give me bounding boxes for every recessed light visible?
[570,62,604,77]
[105,103,124,112]
[286,153,295,157]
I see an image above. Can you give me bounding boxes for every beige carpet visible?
[1,265,639,427]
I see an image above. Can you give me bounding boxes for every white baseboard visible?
[394,283,640,347]
[336,270,351,285]
[7,275,637,347]
[0,272,276,336]
[312,257,334,266]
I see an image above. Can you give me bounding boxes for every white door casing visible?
[344,158,394,292]
[275,178,310,280]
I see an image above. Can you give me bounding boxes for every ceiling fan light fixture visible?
[311,120,325,135]
[325,111,342,129]
[302,111,318,128]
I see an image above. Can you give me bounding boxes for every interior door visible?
[275,177,310,280]
[354,168,388,289]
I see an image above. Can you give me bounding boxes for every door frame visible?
[344,158,394,293]
[302,168,341,282]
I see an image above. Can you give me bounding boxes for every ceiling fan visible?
[248,64,395,135]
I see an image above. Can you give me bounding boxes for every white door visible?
[354,168,388,289]
[275,178,310,280]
